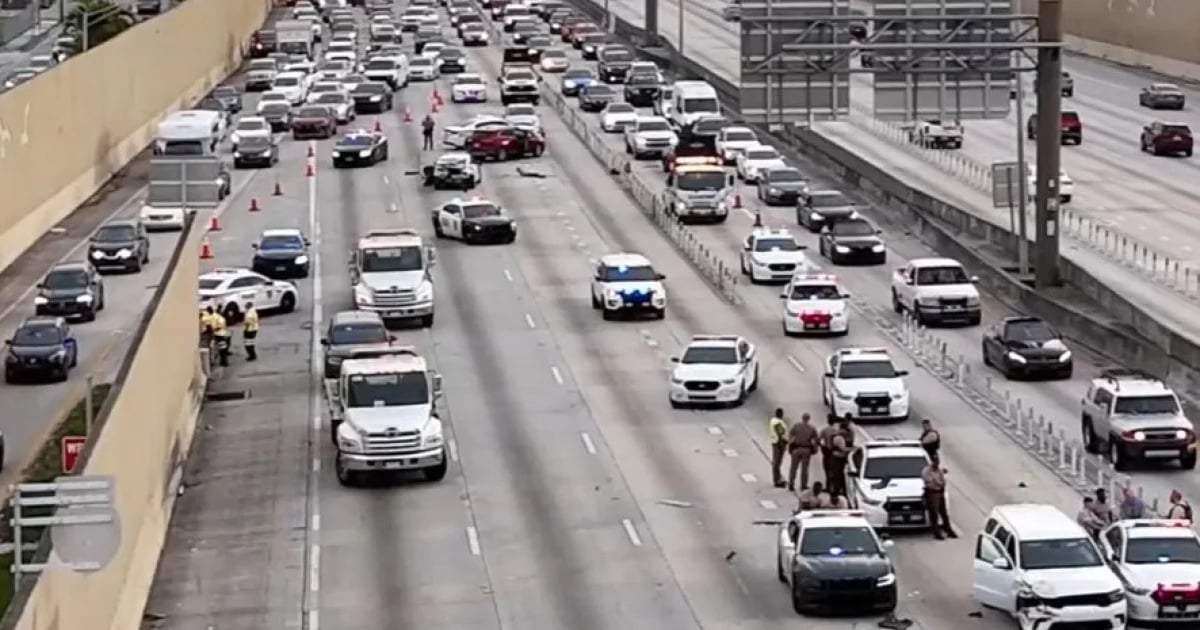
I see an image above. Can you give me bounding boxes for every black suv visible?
[34,262,105,322]
[597,45,633,83]
[88,219,150,273]
[817,217,886,265]
[4,316,78,383]
[623,71,660,107]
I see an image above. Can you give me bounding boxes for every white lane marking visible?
[565,223,576,232]
[312,457,320,473]
[383,175,390,185]
[722,448,739,458]
[448,438,459,462]
[466,526,481,556]
[581,432,597,455]
[706,426,724,436]
[787,355,806,373]
[759,499,780,510]
[740,473,758,483]
[621,519,643,547]
[524,313,536,329]
[309,611,319,630]
[503,268,514,282]
[738,206,756,220]
[388,202,398,213]
[311,514,321,532]
[309,545,321,592]
[551,366,564,385]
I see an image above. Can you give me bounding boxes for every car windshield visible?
[260,235,304,250]
[680,346,737,364]
[322,61,350,71]
[338,135,375,147]
[543,50,566,59]
[1125,536,1200,564]
[44,270,87,290]
[312,83,341,93]
[1019,538,1102,570]
[297,107,330,118]
[915,266,969,285]
[789,284,841,300]
[455,76,483,85]
[528,37,551,47]
[1004,319,1055,342]
[94,225,136,242]
[1114,394,1180,415]
[507,105,536,116]
[606,103,635,113]
[746,148,779,160]
[276,76,300,87]
[684,97,719,112]
[676,172,726,191]
[412,58,433,67]
[767,169,803,183]
[241,137,272,149]
[832,220,875,236]
[692,118,727,135]
[262,103,289,116]
[837,359,897,379]
[1163,124,1191,134]
[810,192,849,207]
[582,34,604,43]
[600,264,657,282]
[366,60,394,70]
[863,456,926,479]
[565,69,593,79]
[198,278,223,290]
[604,50,632,61]
[237,119,267,131]
[361,246,422,272]
[214,87,238,98]
[799,527,880,556]
[315,94,347,105]
[585,86,614,97]
[462,203,501,219]
[638,120,670,132]
[330,322,387,345]
[249,60,275,71]
[725,130,756,142]
[508,71,535,81]
[628,73,657,85]
[12,324,62,346]
[753,237,798,252]
[441,49,464,59]
[355,83,387,94]
[345,372,430,407]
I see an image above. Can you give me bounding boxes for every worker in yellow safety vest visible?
[242,301,260,361]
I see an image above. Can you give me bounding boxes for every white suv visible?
[780,273,850,336]
[1099,518,1200,627]
[669,334,759,408]
[821,348,909,422]
[624,116,678,159]
[590,253,667,320]
[739,227,810,283]
[1081,368,1197,470]
[846,440,933,531]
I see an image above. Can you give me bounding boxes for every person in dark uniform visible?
[786,412,819,492]
[422,114,436,150]
[818,415,839,488]
[922,454,957,540]
[826,427,852,497]
[920,418,941,460]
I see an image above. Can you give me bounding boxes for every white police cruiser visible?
[589,253,667,320]
[821,347,910,422]
[669,334,758,408]
[780,273,850,336]
[739,227,811,283]
[1099,518,1200,626]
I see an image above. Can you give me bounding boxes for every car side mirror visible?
[320,337,329,346]
[34,283,43,289]
[304,239,311,246]
[431,372,444,395]
[3,340,9,345]
[669,356,679,363]
[841,292,851,298]
[991,557,1011,570]
[426,246,437,265]
[656,273,666,280]
[881,539,895,549]
[895,369,908,376]
[251,243,259,249]
[875,229,883,235]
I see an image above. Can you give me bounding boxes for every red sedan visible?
[467,128,546,161]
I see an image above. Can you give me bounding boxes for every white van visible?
[972,504,1127,629]
[154,110,225,155]
[670,80,720,130]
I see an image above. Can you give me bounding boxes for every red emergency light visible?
[1152,583,1200,606]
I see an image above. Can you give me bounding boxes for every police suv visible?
[590,253,667,320]
[846,440,933,531]
[1099,518,1200,626]
[668,334,759,408]
[780,273,850,336]
[821,348,910,423]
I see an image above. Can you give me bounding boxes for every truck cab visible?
[890,257,981,326]
[325,347,448,486]
[665,157,734,224]
[349,228,436,327]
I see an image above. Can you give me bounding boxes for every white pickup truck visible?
[909,120,964,149]
[1027,165,1074,203]
[890,257,981,325]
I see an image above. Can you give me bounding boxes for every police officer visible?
[211,308,231,367]
[786,412,818,492]
[826,424,851,497]
[242,301,260,361]
[200,306,217,347]
[422,114,435,150]
[919,418,941,460]
[768,408,788,488]
[818,415,839,487]
[922,454,957,540]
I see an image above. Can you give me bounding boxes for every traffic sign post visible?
[991,161,1030,276]
[60,436,86,474]
[9,476,120,593]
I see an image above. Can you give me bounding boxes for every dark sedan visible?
[212,85,243,113]
[251,229,311,278]
[260,102,292,132]
[982,316,1073,379]
[560,68,596,96]
[578,84,617,112]
[234,136,279,168]
[817,217,886,265]
[797,190,858,231]
[438,47,468,72]
[87,219,150,273]
[578,32,606,59]
[351,81,394,113]
[4,317,78,383]
[34,263,104,322]
[292,105,338,139]
[756,167,807,206]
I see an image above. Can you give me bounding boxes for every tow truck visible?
[349,228,437,327]
[324,346,448,486]
[665,156,735,224]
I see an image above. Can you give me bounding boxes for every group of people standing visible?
[1077,485,1193,538]
[199,302,260,367]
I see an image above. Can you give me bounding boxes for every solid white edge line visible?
[466,526,481,556]
[787,355,806,373]
[311,514,321,532]
[739,473,758,483]
[309,611,319,630]
[524,313,536,329]
[503,268,514,282]
[309,544,321,592]
[722,448,739,458]
[448,438,459,462]
[621,518,643,547]
[759,499,780,510]
[312,457,320,473]
[580,432,597,455]
[306,147,323,624]
[550,366,564,385]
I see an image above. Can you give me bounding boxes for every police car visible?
[198,267,299,322]
[1099,518,1200,626]
[821,348,910,422]
[781,274,850,336]
[332,129,389,168]
[451,73,489,102]
[589,253,667,320]
[846,440,934,530]
[668,334,759,408]
[431,196,517,243]
[776,509,898,615]
[739,228,811,284]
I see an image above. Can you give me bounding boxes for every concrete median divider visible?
[0,0,271,275]
[0,217,207,630]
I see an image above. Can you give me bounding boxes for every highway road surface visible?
[134,3,1162,630]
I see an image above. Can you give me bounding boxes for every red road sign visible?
[61,436,86,473]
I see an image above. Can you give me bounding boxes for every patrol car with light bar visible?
[669,334,759,408]
[1099,518,1200,626]
[780,273,850,336]
[822,348,910,423]
[431,197,517,244]
[846,440,934,531]
[664,156,733,223]
[739,228,810,284]
[590,253,667,320]
[776,509,898,615]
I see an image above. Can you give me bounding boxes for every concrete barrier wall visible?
[5,218,206,630]
[0,0,270,275]
[1015,0,1200,80]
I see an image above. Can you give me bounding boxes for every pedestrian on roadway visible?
[826,427,851,497]
[1089,488,1115,526]
[1119,486,1146,520]
[422,114,436,150]
[786,412,818,492]
[1077,497,1105,540]
[1165,489,1194,523]
[242,301,260,362]
[210,308,231,367]
[919,418,941,460]
[768,408,788,488]
[922,454,957,540]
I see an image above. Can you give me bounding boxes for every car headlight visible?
[916,296,939,306]
[1126,584,1151,596]
[785,307,800,317]
[835,245,849,254]
[470,223,481,231]
[871,244,885,252]
[116,248,132,259]
[359,149,372,157]
[966,295,981,306]
[370,95,381,101]
[415,280,433,301]
[354,284,373,306]
[422,418,444,448]
[294,255,309,264]
[1177,429,1190,440]
[1058,350,1072,362]
[34,295,48,305]
[1006,351,1028,364]
[564,80,576,88]
[337,422,364,452]
[720,378,737,385]
[234,151,242,158]
[891,390,906,400]
[90,250,103,259]
[605,290,623,303]
[332,150,341,157]
[876,573,896,587]
[670,376,683,385]
[51,349,67,362]
[583,45,594,52]
[768,187,780,195]
[810,211,824,221]
[76,294,93,303]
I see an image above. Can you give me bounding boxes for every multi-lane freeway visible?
[127,2,1197,629]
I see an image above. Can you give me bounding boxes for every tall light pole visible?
[1033,0,1063,289]
[1014,53,1029,276]
[674,0,683,69]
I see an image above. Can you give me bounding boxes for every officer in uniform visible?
[242,301,260,361]
[919,418,941,460]
[921,454,957,540]
[210,308,231,367]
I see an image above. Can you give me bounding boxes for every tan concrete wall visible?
[0,0,270,275]
[9,221,208,630]
[1017,0,1200,80]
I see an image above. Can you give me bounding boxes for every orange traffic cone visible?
[753,211,763,227]
[403,106,413,123]
[208,214,222,231]
[305,163,315,177]
[200,238,214,259]
[373,120,382,133]
[732,193,743,209]
[433,87,443,105]
[274,180,284,196]
[249,197,260,212]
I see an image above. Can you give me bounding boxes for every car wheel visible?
[1182,452,1197,470]
[748,366,759,392]
[420,314,435,327]
[422,450,449,481]
[1110,439,1129,471]
[497,149,508,161]
[223,302,242,323]
[334,456,356,487]
[601,308,616,321]
[890,290,903,314]
[83,309,96,322]
[591,292,601,309]
[1082,417,1099,454]
[279,292,296,313]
